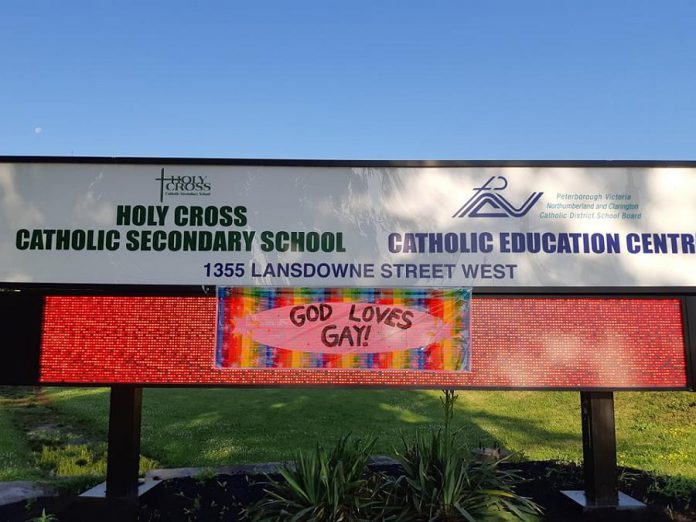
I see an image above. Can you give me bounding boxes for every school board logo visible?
[452,176,543,218]
[155,168,212,202]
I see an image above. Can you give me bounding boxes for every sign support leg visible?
[75,386,155,521]
[581,391,618,506]
[106,385,143,499]
[561,391,645,510]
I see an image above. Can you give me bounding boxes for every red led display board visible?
[39,296,688,389]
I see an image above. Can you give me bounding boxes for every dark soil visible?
[3,461,694,522]
[509,461,695,522]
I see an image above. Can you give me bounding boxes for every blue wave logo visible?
[452,176,543,218]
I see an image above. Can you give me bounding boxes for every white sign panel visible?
[1,161,695,287]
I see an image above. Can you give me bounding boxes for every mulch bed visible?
[3,461,694,521]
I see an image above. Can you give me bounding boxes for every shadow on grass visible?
[134,388,580,468]
[0,387,154,492]
[29,387,584,471]
[463,409,580,447]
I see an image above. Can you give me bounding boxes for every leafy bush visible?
[246,390,542,521]
[383,428,543,521]
[244,434,385,521]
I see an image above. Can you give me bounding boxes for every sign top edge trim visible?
[1,156,696,168]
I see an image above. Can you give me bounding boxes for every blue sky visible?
[1,1,695,159]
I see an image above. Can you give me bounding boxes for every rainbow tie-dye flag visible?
[215,288,471,372]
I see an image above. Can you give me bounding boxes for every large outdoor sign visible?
[2,161,696,287]
[0,159,694,391]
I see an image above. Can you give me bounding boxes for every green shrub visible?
[384,428,543,521]
[244,434,384,521]
[246,389,543,521]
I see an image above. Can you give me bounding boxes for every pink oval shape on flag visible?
[230,302,453,354]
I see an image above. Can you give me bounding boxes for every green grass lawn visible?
[0,387,694,488]
[0,401,40,481]
[25,388,695,481]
